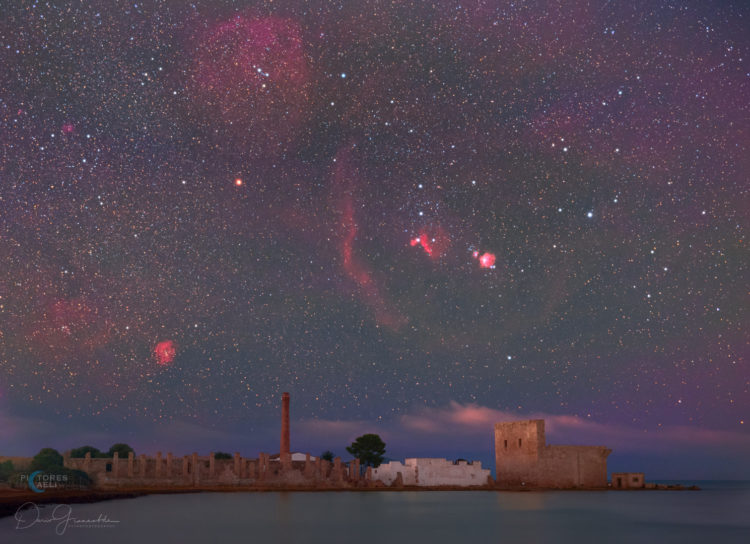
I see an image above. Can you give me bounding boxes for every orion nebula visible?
[0,0,747,476]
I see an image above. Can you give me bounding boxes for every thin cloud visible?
[298,401,750,458]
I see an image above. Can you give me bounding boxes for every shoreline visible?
[0,483,699,520]
[0,486,491,519]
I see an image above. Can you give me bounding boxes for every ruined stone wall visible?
[495,420,610,488]
[59,451,362,489]
[1,451,355,489]
[371,461,417,486]
[65,453,238,487]
[408,458,491,487]
[534,446,610,488]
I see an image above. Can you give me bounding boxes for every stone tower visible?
[494,419,546,481]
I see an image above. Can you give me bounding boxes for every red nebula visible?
[479,252,496,269]
[154,340,177,366]
[61,122,74,134]
[332,148,407,330]
[409,227,450,258]
[191,14,310,155]
[26,297,114,358]
[410,237,434,256]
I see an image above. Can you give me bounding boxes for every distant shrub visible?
[61,468,93,487]
[30,448,64,471]
[107,443,135,458]
[70,446,107,458]
[0,460,14,482]
[7,472,27,488]
[214,452,232,460]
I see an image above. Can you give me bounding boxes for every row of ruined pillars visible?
[84,450,370,483]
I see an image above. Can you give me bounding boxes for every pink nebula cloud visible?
[332,147,407,330]
[154,340,177,366]
[190,13,310,155]
[478,252,496,269]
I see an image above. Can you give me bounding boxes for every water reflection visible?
[0,484,747,544]
[495,491,549,511]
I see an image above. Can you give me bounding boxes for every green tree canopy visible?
[30,448,64,471]
[214,452,232,460]
[0,460,14,482]
[346,434,386,468]
[320,451,335,462]
[107,443,135,458]
[70,446,106,458]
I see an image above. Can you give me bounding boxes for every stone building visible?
[494,419,611,488]
[269,452,317,462]
[611,472,645,489]
[371,458,491,487]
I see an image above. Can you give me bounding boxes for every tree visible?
[346,434,386,468]
[214,452,232,460]
[320,451,335,462]
[30,448,64,471]
[70,446,106,458]
[107,443,135,458]
[13,449,93,490]
[0,460,14,482]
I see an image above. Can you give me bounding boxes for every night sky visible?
[1,1,748,478]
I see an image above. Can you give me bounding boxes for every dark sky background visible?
[0,0,748,479]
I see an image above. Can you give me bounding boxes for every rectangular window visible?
[518,438,522,448]
[105,463,112,472]
[504,440,508,449]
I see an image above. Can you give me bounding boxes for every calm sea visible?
[1,481,748,543]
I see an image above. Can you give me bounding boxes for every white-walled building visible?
[371,458,490,487]
[269,452,317,462]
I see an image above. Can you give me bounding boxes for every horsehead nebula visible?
[410,226,451,259]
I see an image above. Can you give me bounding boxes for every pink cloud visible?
[297,402,750,460]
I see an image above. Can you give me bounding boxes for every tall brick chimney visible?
[280,392,290,464]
